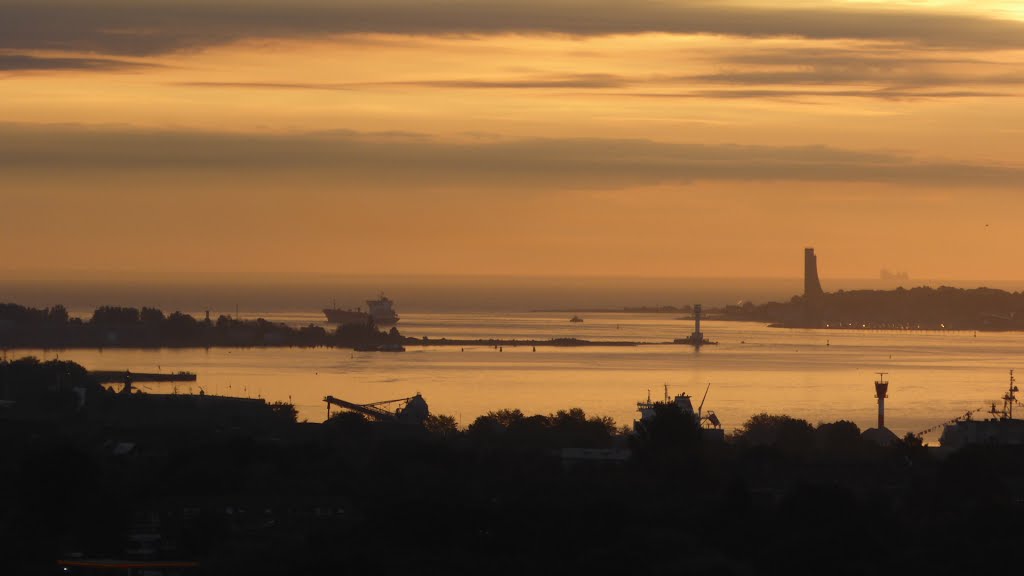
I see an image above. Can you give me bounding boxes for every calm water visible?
[13,312,1024,443]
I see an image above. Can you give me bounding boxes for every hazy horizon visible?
[7,273,1024,315]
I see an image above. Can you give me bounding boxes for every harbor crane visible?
[697,382,721,429]
[324,393,429,424]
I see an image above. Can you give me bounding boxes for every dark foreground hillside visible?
[2,358,1023,575]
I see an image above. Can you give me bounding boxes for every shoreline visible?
[1,337,675,352]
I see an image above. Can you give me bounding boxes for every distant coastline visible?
[410,337,641,347]
[532,305,693,314]
[0,303,658,350]
[716,285,1024,331]
[8,283,1024,354]
[539,284,1024,332]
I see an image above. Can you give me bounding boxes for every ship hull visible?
[323,309,370,324]
[372,313,400,325]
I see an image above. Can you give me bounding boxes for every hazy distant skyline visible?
[3,0,1023,281]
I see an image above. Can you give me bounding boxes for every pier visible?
[89,370,197,384]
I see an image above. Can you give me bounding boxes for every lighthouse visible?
[692,304,703,344]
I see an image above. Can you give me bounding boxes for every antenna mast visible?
[874,372,889,429]
[1002,369,1018,420]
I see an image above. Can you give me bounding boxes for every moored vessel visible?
[634,384,724,442]
[324,294,400,325]
[366,293,400,325]
[323,305,370,325]
[939,370,1024,449]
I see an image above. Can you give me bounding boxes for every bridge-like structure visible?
[323,395,418,422]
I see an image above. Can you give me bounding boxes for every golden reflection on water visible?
[14,314,1024,443]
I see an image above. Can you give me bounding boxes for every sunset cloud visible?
[3,1,1023,279]
[3,1,1024,55]
[179,73,631,91]
[0,53,152,71]
[4,124,1022,190]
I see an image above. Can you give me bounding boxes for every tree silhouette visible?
[630,403,702,468]
[424,414,459,438]
[736,413,815,454]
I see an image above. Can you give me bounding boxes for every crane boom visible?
[323,394,420,422]
[697,382,711,416]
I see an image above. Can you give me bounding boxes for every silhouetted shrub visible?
[424,414,460,438]
[815,420,863,455]
[736,413,815,454]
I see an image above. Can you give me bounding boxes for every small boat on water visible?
[570,315,584,323]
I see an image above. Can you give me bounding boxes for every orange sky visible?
[2,0,1023,281]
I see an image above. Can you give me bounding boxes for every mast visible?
[1002,369,1018,420]
[874,372,889,429]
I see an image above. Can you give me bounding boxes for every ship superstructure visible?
[635,384,724,442]
[324,293,400,325]
[366,293,400,325]
[939,370,1024,449]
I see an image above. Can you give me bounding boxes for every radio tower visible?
[874,373,889,429]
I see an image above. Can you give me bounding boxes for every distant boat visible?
[570,315,584,323]
[367,293,400,325]
[323,306,369,325]
[324,293,400,325]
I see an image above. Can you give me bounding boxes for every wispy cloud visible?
[3,123,1022,190]
[680,46,1024,93]
[615,89,1012,101]
[3,1,1024,55]
[0,53,152,71]
[174,64,1024,101]
[179,74,630,91]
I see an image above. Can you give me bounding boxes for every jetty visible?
[89,370,197,384]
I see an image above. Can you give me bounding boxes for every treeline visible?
[4,357,1024,573]
[0,357,299,429]
[0,356,100,409]
[0,303,403,349]
[418,407,619,450]
[4,378,1022,574]
[723,285,1024,330]
[419,406,914,458]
